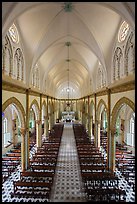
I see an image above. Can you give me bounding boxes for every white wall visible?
[111,90,135,112]
[2,90,26,111]
[96,94,108,108]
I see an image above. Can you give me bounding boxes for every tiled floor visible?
[50,123,86,202]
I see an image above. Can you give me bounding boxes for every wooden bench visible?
[2,157,21,161]
[6,152,21,157]
[35,152,58,156]
[31,157,57,163]
[10,149,21,153]
[11,180,52,199]
[80,165,106,172]
[30,164,56,172]
[20,171,54,183]
[86,188,126,202]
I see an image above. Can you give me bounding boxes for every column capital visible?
[36,120,41,125]
[110,127,116,135]
[20,128,26,136]
[44,116,48,119]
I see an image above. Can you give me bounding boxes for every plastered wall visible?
[2,90,26,111]
[111,90,135,112]
[96,95,108,108]
[29,95,40,108]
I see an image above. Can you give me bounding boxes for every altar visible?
[61,111,75,122]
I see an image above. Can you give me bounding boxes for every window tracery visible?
[125,32,135,75]
[32,64,40,89]
[8,24,19,44]
[97,64,106,89]
[113,47,123,81]
[118,21,129,43]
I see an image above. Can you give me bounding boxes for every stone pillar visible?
[88,116,91,137]
[109,129,116,172]
[44,116,47,136]
[97,121,101,148]
[26,89,30,169]
[91,116,93,137]
[121,119,125,144]
[94,93,97,146]
[36,120,42,147]
[12,119,17,147]
[20,128,26,172]
[107,88,111,170]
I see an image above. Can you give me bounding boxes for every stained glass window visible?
[8,24,19,43]
[118,21,129,43]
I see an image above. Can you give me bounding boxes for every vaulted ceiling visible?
[2,2,135,99]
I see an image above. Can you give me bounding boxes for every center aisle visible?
[50,123,86,202]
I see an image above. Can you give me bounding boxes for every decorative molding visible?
[28,89,41,96]
[2,97,26,127]
[96,99,108,122]
[2,80,26,94]
[29,99,40,121]
[96,89,108,96]
[20,128,26,136]
[110,80,135,94]
[2,77,135,101]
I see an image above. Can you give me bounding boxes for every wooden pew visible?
[6,152,21,157]
[86,188,126,202]
[2,157,21,161]
[20,171,54,183]
[80,165,106,172]
[30,164,56,172]
[11,180,52,199]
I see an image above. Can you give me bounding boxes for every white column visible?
[36,120,42,147]
[20,128,26,172]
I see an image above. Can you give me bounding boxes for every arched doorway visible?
[2,97,25,171]
[89,100,95,139]
[41,100,47,139]
[97,99,108,149]
[110,97,135,172]
[29,99,40,147]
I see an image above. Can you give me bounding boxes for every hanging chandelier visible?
[65,41,71,107]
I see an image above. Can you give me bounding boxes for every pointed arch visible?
[111,97,135,133]
[113,47,123,81]
[124,31,135,75]
[2,97,25,127]
[89,100,95,117]
[96,63,106,89]
[29,99,40,121]
[97,99,108,122]
[2,34,13,75]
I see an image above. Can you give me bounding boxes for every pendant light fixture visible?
[65,41,71,107]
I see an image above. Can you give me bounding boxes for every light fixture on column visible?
[65,41,71,107]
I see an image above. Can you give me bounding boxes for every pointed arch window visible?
[32,64,40,89]
[3,118,8,134]
[118,21,129,43]
[97,64,106,89]
[128,112,135,146]
[2,35,12,75]
[113,47,123,81]
[8,24,19,44]
[3,117,11,147]
[125,32,135,75]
